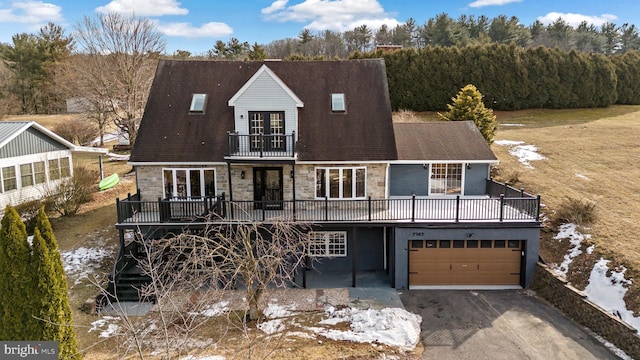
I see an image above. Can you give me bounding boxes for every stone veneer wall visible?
[135,165,229,201]
[135,163,388,202]
[531,262,640,359]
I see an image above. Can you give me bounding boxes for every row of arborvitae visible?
[0,205,79,359]
[352,45,640,111]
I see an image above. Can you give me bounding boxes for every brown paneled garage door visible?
[409,239,522,286]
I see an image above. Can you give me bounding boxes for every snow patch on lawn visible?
[190,301,229,317]
[258,305,421,352]
[263,302,296,319]
[494,140,546,168]
[181,356,226,360]
[61,246,114,284]
[89,316,121,338]
[552,223,590,278]
[584,258,640,331]
[575,173,590,180]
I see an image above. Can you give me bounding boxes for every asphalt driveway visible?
[399,290,621,360]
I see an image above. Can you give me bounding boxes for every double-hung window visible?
[20,164,34,187]
[308,231,347,257]
[33,161,46,184]
[430,163,462,195]
[2,166,16,192]
[316,167,366,199]
[163,168,216,199]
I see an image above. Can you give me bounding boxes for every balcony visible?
[227,132,296,159]
[116,181,541,227]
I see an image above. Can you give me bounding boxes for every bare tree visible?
[150,220,311,321]
[72,13,165,147]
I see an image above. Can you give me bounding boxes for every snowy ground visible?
[61,246,115,284]
[494,139,546,168]
[549,223,638,360]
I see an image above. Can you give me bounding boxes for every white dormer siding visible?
[228,65,303,142]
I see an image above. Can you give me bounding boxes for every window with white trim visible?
[430,163,462,195]
[316,167,366,199]
[308,231,347,257]
[48,159,60,180]
[60,157,71,178]
[33,161,45,184]
[2,166,16,192]
[20,163,34,187]
[163,168,216,199]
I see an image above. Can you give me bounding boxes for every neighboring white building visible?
[0,121,107,210]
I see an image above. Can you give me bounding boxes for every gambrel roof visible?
[131,59,397,163]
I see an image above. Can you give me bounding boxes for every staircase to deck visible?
[97,241,155,311]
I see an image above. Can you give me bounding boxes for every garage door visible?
[409,239,522,286]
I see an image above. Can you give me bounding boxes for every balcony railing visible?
[227,132,295,158]
[116,185,540,226]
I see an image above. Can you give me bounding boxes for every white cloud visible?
[262,0,289,15]
[261,0,400,32]
[537,12,618,27]
[96,0,188,17]
[0,1,63,24]
[468,0,522,8]
[156,21,233,38]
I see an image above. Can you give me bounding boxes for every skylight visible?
[190,93,207,113]
[331,93,345,112]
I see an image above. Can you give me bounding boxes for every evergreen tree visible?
[33,207,79,359]
[438,84,498,144]
[0,205,32,340]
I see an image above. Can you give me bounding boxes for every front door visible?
[253,167,283,210]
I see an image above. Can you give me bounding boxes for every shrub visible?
[552,197,597,226]
[45,166,99,216]
[14,199,47,234]
[54,118,99,145]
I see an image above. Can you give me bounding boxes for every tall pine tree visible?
[33,207,79,359]
[0,205,32,340]
[438,84,498,144]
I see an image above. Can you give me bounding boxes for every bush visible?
[552,197,597,226]
[45,166,99,216]
[54,118,99,145]
[14,199,48,234]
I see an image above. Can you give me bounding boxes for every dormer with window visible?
[227,65,304,159]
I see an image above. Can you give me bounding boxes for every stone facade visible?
[135,163,388,202]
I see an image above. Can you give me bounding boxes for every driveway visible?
[399,290,620,360]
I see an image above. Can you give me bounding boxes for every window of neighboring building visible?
[48,159,60,181]
[331,93,345,112]
[189,93,207,113]
[60,157,71,178]
[315,167,365,199]
[430,163,462,195]
[20,164,34,187]
[2,166,16,192]
[163,168,216,199]
[33,161,46,184]
[308,231,347,257]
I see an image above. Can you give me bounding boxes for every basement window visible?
[331,93,345,112]
[190,93,207,113]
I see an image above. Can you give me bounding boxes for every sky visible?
[1,0,640,54]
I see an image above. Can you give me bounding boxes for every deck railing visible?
[116,180,540,225]
[227,132,295,158]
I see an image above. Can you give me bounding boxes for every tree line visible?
[1,13,640,145]
[353,44,640,111]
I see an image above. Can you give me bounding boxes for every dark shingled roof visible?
[393,121,498,161]
[131,59,397,163]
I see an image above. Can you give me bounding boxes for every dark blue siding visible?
[464,164,490,195]
[389,164,428,196]
[312,227,385,272]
